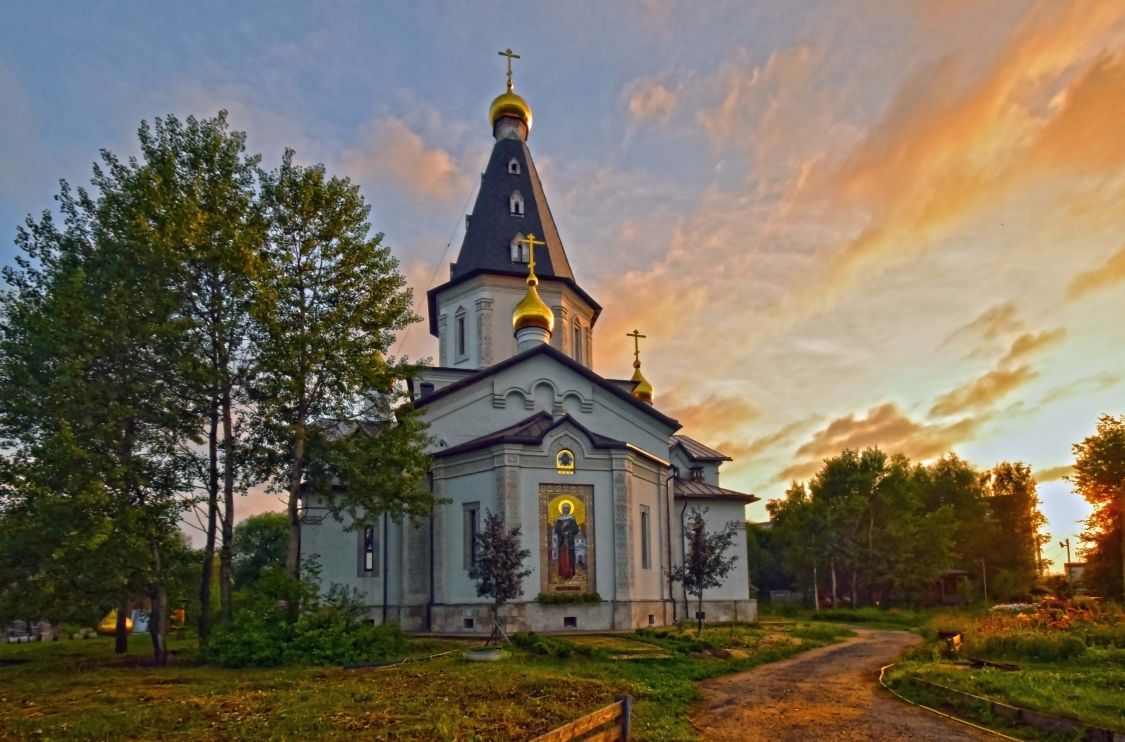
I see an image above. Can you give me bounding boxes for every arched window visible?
[508,158,521,175]
[510,233,529,263]
[509,191,524,216]
[572,320,583,364]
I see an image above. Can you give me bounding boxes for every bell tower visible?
[426,51,600,370]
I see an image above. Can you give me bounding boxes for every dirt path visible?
[690,628,993,741]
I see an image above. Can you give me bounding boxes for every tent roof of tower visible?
[427,137,601,336]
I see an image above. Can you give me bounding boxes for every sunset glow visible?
[2,2,1122,570]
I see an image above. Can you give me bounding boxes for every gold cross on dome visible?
[627,329,647,363]
[498,48,521,90]
[518,233,546,275]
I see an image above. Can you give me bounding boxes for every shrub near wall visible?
[976,632,1087,662]
[203,568,407,667]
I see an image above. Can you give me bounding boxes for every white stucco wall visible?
[420,352,675,458]
[434,274,597,370]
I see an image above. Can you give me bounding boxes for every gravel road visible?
[690,628,994,741]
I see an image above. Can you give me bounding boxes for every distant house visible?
[1064,562,1086,584]
[930,570,970,605]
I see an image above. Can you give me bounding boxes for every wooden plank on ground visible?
[531,701,623,742]
[582,727,623,742]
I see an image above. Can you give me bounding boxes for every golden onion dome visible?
[630,362,654,404]
[490,88,533,132]
[512,273,554,333]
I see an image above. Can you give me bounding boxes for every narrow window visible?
[690,467,704,482]
[511,233,529,263]
[361,523,378,575]
[508,158,520,175]
[455,309,467,359]
[641,505,651,570]
[648,613,655,626]
[509,191,524,216]
[463,502,480,569]
[572,322,582,363]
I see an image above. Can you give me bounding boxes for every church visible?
[302,56,758,634]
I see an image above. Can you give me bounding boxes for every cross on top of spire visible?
[498,48,520,91]
[627,329,647,366]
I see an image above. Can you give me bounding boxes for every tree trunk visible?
[812,563,819,609]
[830,559,838,607]
[199,398,220,642]
[851,568,857,607]
[149,541,168,666]
[219,379,236,622]
[285,424,307,578]
[697,591,704,637]
[114,600,130,654]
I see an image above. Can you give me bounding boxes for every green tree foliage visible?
[232,512,289,589]
[984,461,1048,588]
[468,510,532,641]
[1071,414,1125,599]
[669,508,740,635]
[0,142,204,662]
[128,112,263,639]
[246,153,430,578]
[763,449,1067,607]
[1,112,435,661]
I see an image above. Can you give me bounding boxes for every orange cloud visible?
[713,415,821,463]
[343,116,468,201]
[929,365,1037,417]
[1031,53,1125,173]
[625,79,678,124]
[999,328,1067,366]
[778,402,982,482]
[942,302,1024,347]
[1035,464,1073,483]
[788,2,1125,306]
[1066,243,1125,300]
[661,390,760,439]
[1040,371,1121,405]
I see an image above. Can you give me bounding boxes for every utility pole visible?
[1059,538,1071,565]
[979,559,989,605]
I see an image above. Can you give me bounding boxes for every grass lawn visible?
[0,621,852,740]
[884,603,1125,737]
[887,650,1125,736]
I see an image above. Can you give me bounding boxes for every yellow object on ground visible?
[95,609,133,636]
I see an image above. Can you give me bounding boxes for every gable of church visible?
[416,345,679,457]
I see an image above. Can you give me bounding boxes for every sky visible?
[2,1,1122,571]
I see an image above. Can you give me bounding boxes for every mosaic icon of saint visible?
[554,502,579,579]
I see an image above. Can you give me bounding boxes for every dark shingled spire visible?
[452,137,573,281]
[427,136,599,336]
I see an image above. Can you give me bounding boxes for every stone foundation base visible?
[365,599,757,634]
[674,599,758,625]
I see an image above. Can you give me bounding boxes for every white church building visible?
[302,61,758,634]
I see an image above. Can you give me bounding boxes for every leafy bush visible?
[203,566,404,667]
[810,607,924,627]
[510,631,598,658]
[634,626,717,653]
[534,592,603,604]
[790,623,854,642]
[975,632,1086,662]
[1081,625,1125,648]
